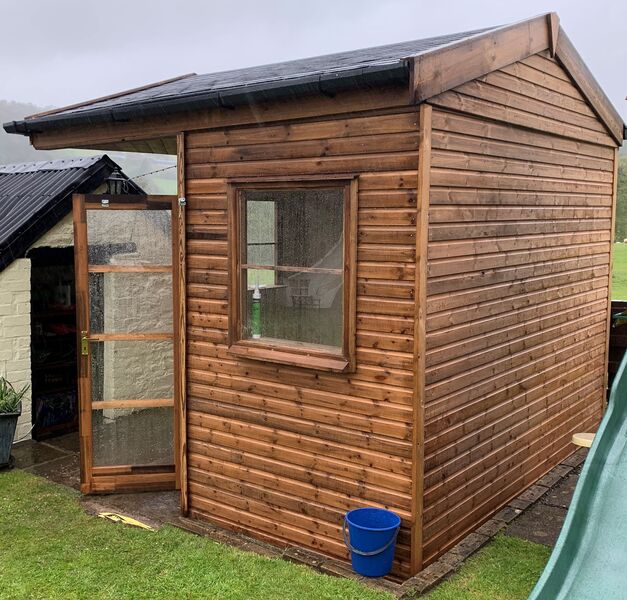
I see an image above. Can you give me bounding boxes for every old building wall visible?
[0,260,32,440]
[31,213,74,249]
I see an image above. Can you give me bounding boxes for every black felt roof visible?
[3,25,497,134]
[0,155,140,272]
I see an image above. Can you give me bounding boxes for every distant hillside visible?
[0,99,176,194]
[0,100,63,164]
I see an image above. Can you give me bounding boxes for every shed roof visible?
[3,26,496,133]
[0,155,140,272]
[3,13,624,146]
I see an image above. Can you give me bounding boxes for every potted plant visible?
[0,377,28,467]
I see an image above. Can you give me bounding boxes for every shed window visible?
[228,179,356,372]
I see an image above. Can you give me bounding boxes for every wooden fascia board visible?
[555,27,625,145]
[411,14,551,103]
[29,84,409,151]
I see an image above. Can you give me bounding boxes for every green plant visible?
[0,377,28,414]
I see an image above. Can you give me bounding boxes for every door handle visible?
[81,331,89,356]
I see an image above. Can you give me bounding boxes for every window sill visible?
[228,341,351,373]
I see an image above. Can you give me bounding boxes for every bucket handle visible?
[342,518,399,557]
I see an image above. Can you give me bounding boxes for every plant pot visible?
[0,403,21,467]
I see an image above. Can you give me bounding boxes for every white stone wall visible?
[0,212,75,442]
[102,266,173,406]
[5,212,76,442]
[1,205,173,444]
[90,212,174,413]
[0,260,32,441]
[31,213,74,249]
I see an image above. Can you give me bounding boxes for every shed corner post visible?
[411,102,432,574]
[175,131,189,515]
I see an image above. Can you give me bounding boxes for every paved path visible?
[506,465,582,546]
[11,433,179,528]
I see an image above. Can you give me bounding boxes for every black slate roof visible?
[4,25,498,134]
[0,155,140,272]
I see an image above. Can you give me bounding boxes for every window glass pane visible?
[247,268,275,288]
[243,189,343,269]
[89,272,172,333]
[246,200,275,244]
[247,244,275,267]
[240,187,345,351]
[242,269,343,349]
[92,406,173,466]
[87,209,172,265]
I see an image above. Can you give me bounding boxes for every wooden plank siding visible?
[184,107,422,578]
[421,50,617,565]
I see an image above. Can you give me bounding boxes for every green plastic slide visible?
[528,351,627,599]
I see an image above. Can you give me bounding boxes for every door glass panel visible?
[90,340,173,402]
[89,272,173,333]
[92,407,174,466]
[81,202,175,484]
[87,209,172,265]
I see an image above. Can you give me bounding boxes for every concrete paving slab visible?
[506,504,568,546]
[25,453,80,490]
[44,432,80,454]
[81,491,180,528]
[506,464,583,547]
[542,471,580,510]
[12,439,69,469]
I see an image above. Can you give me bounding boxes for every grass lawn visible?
[0,470,390,600]
[0,470,551,600]
[425,535,550,600]
[613,243,627,300]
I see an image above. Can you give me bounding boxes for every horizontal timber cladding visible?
[422,50,617,565]
[184,107,421,578]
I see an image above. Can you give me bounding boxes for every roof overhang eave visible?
[3,61,410,137]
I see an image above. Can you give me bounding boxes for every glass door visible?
[73,194,180,493]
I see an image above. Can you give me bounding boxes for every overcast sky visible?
[1,0,625,120]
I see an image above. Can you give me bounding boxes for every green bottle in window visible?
[251,283,261,339]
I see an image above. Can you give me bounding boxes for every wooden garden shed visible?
[4,13,625,578]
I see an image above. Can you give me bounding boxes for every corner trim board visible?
[411,103,432,574]
[176,131,189,514]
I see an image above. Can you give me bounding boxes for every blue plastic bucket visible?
[343,507,401,577]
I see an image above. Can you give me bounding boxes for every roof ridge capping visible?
[0,154,108,174]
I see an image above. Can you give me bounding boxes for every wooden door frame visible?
[73,193,183,494]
